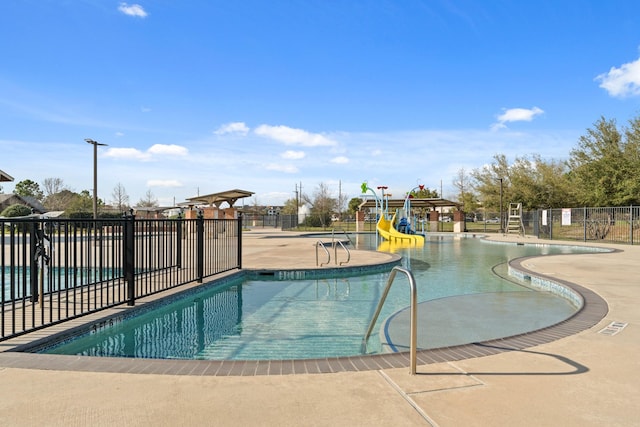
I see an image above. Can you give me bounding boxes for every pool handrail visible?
[315,241,331,266]
[362,266,418,375]
[331,227,352,265]
[334,240,351,265]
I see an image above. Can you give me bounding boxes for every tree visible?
[42,178,66,198]
[335,181,348,217]
[472,153,574,211]
[14,179,44,201]
[406,186,440,219]
[136,189,158,207]
[66,190,95,214]
[348,197,362,215]
[1,204,32,217]
[45,189,77,212]
[111,183,130,212]
[530,155,576,208]
[309,182,336,228]
[42,178,71,211]
[281,198,300,215]
[568,116,640,206]
[409,187,439,198]
[471,154,511,212]
[452,168,479,213]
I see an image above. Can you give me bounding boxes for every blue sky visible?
[2,1,640,208]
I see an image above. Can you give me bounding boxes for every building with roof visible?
[0,194,47,215]
[182,189,254,219]
[0,169,14,182]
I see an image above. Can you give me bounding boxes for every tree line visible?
[456,115,640,213]
[3,115,639,218]
[1,178,159,218]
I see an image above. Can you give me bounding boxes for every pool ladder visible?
[315,239,351,267]
[362,266,418,375]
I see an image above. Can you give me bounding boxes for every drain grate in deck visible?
[598,321,628,336]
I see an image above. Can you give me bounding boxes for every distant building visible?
[267,206,281,216]
[0,194,46,214]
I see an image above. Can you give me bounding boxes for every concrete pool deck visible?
[0,230,639,426]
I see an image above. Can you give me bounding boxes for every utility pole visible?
[338,180,342,217]
[295,183,299,219]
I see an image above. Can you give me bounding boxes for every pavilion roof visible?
[185,189,254,207]
[359,197,460,210]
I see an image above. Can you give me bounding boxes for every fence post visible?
[124,210,136,306]
[196,210,204,283]
[581,207,586,242]
[28,222,39,303]
[631,205,634,246]
[176,211,183,268]
[237,213,243,269]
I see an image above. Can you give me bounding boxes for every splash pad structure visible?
[359,182,462,246]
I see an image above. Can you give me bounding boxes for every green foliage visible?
[452,169,478,213]
[14,179,44,201]
[280,198,300,215]
[471,154,575,210]
[65,190,94,215]
[99,212,125,219]
[348,197,362,214]
[409,187,439,198]
[1,204,33,217]
[310,183,336,228]
[302,213,331,228]
[66,211,93,219]
[568,116,640,206]
[44,189,76,211]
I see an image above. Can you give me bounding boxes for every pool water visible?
[43,235,602,360]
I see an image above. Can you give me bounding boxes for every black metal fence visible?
[244,214,380,232]
[527,206,640,245]
[1,213,241,341]
[247,206,640,245]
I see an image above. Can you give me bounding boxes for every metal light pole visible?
[377,186,388,216]
[85,138,108,219]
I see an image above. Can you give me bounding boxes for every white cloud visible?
[115,132,124,137]
[595,56,640,97]
[118,3,148,18]
[266,163,299,173]
[147,179,182,188]
[103,144,187,161]
[147,144,188,156]
[281,150,305,160]
[491,106,544,131]
[330,156,349,164]
[214,122,250,136]
[104,147,150,160]
[254,124,337,147]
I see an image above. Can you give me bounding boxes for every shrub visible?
[1,204,32,217]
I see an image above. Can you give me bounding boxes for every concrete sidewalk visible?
[0,230,638,426]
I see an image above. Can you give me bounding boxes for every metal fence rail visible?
[1,213,241,341]
[532,206,639,245]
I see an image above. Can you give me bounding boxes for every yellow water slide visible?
[376,214,424,245]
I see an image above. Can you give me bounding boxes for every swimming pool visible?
[41,235,605,360]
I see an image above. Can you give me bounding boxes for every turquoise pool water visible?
[43,235,603,360]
